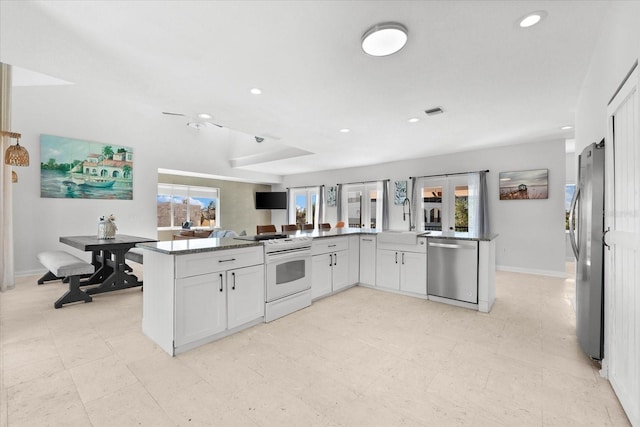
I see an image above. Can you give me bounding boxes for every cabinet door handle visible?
[218,258,236,263]
[232,272,236,290]
[402,253,405,265]
[329,254,333,266]
[219,273,223,292]
[362,238,373,242]
[395,252,398,264]
[334,253,337,266]
[328,244,337,248]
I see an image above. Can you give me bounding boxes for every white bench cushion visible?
[37,250,94,277]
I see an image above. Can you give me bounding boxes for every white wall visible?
[11,84,281,274]
[576,2,640,156]
[275,139,567,277]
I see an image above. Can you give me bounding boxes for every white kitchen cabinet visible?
[143,245,264,356]
[227,264,265,330]
[311,237,349,300]
[348,235,360,286]
[376,249,401,290]
[376,237,427,295]
[359,235,376,286]
[175,272,227,347]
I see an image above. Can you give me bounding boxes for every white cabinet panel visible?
[175,273,226,347]
[312,253,333,299]
[359,236,376,286]
[400,251,427,295]
[376,249,400,290]
[332,251,349,292]
[348,235,360,286]
[227,265,265,330]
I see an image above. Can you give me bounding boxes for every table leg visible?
[54,275,93,308]
[85,248,143,295]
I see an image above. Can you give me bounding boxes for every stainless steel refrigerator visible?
[569,140,605,360]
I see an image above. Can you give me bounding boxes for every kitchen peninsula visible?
[138,229,496,355]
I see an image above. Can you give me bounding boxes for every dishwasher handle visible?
[428,242,474,249]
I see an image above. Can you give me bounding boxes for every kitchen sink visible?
[377,230,425,245]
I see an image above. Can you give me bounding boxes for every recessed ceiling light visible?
[250,88,262,95]
[362,22,408,57]
[198,113,212,119]
[408,118,420,123]
[518,11,547,28]
[561,125,574,130]
[340,128,350,133]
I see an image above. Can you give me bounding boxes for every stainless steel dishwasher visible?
[427,238,478,304]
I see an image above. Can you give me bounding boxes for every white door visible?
[311,253,332,299]
[175,272,226,347]
[331,250,349,292]
[376,249,400,290]
[605,64,640,426]
[400,251,427,295]
[227,265,264,330]
[343,183,382,229]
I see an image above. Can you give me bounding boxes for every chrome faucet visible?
[403,198,414,231]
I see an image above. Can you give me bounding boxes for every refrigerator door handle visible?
[603,227,611,250]
[569,186,581,259]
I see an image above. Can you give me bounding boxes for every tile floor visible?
[0,264,630,426]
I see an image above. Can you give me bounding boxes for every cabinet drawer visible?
[175,247,264,279]
[311,237,348,255]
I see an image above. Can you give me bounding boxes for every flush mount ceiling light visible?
[518,10,547,28]
[408,118,420,123]
[362,22,408,57]
[340,128,351,133]
[250,88,262,95]
[198,113,212,119]
[561,125,574,130]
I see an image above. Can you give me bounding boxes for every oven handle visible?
[266,248,311,263]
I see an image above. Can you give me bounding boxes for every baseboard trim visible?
[496,265,566,278]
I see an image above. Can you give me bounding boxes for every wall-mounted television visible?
[255,191,287,210]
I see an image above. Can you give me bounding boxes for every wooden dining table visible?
[59,234,157,295]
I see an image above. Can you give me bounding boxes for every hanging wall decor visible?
[326,186,337,207]
[499,169,548,200]
[394,180,407,204]
[40,134,134,200]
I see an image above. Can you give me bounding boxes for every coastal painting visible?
[40,134,133,200]
[499,169,548,200]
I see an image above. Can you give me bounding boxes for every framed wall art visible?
[326,186,337,207]
[40,134,134,200]
[499,169,548,200]
[394,180,407,204]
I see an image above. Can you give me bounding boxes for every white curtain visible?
[336,184,343,223]
[468,171,490,236]
[316,185,324,225]
[1,62,15,292]
[381,180,389,230]
[410,177,418,231]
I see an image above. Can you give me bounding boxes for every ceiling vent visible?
[424,107,444,116]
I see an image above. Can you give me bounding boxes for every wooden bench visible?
[37,250,96,308]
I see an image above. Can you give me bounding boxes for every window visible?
[289,187,319,227]
[565,184,576,230]
[157,184,219,229]
[341,182,383,229]
[417,176,470,232]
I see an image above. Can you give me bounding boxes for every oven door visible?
[265,249,311,302]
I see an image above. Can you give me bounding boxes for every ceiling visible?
[0,1,608,176]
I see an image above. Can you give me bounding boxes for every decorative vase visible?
[98,215,117,239]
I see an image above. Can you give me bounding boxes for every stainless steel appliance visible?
[264,236,312,322]
[569,140,605,360]
[427,238,478,304]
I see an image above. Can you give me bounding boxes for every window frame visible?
[157,183,220,230]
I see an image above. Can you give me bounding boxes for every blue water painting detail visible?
[40,135,134,200]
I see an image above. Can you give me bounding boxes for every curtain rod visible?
[410,170,489,179]
[338,178,389,186]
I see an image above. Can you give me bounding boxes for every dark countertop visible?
[136,237,262,255]
[138,228,497,255]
